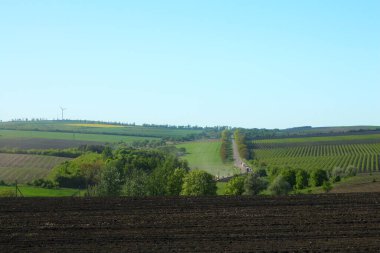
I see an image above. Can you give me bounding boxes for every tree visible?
[123,169,149,197]
[97,165,123,196]
[181,170,217,196]
[310,169,328,187]
[167,168,188,196]
[268,175,291,196]
[280,168,297,188]
[243,173,267,195]
[225,176,246,195]
[295,169,309,189]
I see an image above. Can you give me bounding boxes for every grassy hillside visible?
[0,129,156,144]
[0,120,203,139]
[0,153,71,183]
[177,141,239,178]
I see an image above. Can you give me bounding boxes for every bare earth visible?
[1,194,380,252]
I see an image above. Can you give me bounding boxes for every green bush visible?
[310,169,328,187]
[280,168,297,188]
[225,175,246,195]
[181,170,217,196]
[295,169,309,189]
[97,165,123,196]
[268,175,291,196]
[243,173,267,195]
[167,168,188,196]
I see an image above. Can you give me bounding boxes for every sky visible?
[0,0,379,129]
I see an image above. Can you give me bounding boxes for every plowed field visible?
[1,194,380,252]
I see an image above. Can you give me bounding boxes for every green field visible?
[0,129,158,143]
[0,185,82,197]
[0,153,71,183]
[0,120,203,139]
[253,134,380,173]
[177,141,239,177]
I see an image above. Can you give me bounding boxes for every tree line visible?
[42,147,217,196]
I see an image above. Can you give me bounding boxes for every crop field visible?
[176,141,239,177]
[254,133,380,147]
[253,134,380,173]
[0,153,71,183]
[0,129,157,145]
[0,120,203,138]
[1,193,380,252]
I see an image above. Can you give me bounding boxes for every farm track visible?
[1,193,380,252]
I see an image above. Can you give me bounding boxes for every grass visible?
[177,140,240,177]
[330,173,380,193]
[0,185,83,197]
[0,153,71,183]
[0,129,157,143]
[216,182,227,195]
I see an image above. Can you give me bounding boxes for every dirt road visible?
[232,138,248,173]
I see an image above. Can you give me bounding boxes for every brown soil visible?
[1,194,380,252]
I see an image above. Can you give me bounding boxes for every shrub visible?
[345,165,357,177]
[225,176,246,196]
[181,170,217,196]
[310,169,328,187]
[295,169,309,189]
[32,179,57,189]
[268,175,291,196]
[322,181,333,193]
[243,173,267,196]
[280,168,297,188]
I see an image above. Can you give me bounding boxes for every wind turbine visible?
[60,107,67,121]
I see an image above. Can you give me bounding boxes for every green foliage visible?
[234,130,249,160]
[49,153,104,188]
[225,175,246,195]
[267,166,281,181]
[32,179,58,189]
[97,165,123,196]
[310,169,328,187]
[253,167,267,177]
[123,169,149,197]
[167,168,188,196]
[243,173,267,196]
[220,130,232,162]
[322,181,333,192]
[102,146,113,160]
[345,165,358,177]
[280,168,297,188]
[181,170,217,196]
[268,175,291,196]
[295,169,309,189]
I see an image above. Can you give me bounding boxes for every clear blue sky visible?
[0,0,379,128]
